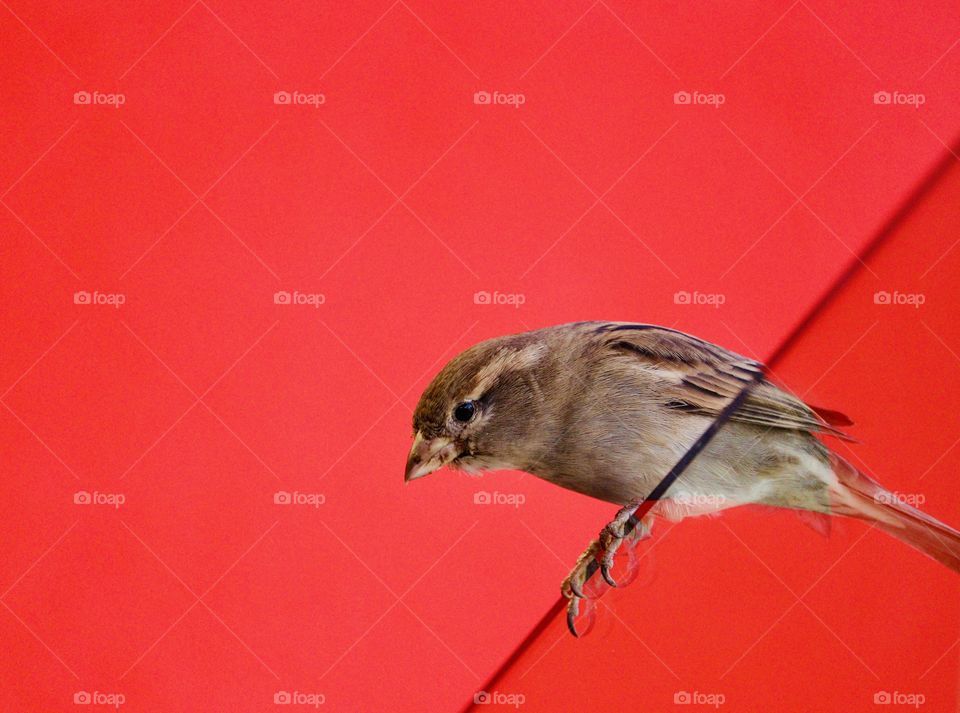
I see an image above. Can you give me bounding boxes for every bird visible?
[404,321,960,632]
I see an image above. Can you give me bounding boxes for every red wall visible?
[2,1,960,710]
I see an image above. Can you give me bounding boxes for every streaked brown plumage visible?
[406,321,960,628]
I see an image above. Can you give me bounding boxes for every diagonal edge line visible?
[120,600,202,679]
[719,0,799,79]
[470,127,960,709]
[1,401,81,480]
[200,520,280,599]
[1,600,81,678]
[1,520,79,599]
[319,321,401,400]
[598,0,680,81]
[319,0,400,81]
[319,521,479,682]
[1,319,79,400]
[799,0,880,80]
[316,120,480,282]
[719,522,875,679]
[118,0,199,80]
[0,0,81,79]
[2,119,80,199]
[769,127,960,367]
[519,0,599,80]
[920,35,960,79]
[120,520,200,598]
[120,320,200,398]
[399,602,481,679]
[519,120,679,280]
[200,602,281,679]
[119,520,278,680]
[397,0,480,80]
[197,0,280,79]
[319,601,400,680]
[1,200,82,279]
[599,600,681,679]
[317,320,479,481]
[719,519,881,679]
[319,520,400,599]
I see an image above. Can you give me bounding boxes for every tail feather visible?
[828,454,960,572]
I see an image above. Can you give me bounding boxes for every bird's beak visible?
[405,431,458,482]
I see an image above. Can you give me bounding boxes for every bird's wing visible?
[591,322,852,439]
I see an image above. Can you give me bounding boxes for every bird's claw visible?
[598,521,626,587]
[561,539,600,603]
[562,553,593,637]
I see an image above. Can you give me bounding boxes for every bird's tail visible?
[828,453,960,572]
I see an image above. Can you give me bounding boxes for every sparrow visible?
[405,322,960,631]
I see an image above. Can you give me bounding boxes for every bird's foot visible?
[562,507,652,637]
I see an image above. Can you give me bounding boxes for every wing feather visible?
[594,322,852,440]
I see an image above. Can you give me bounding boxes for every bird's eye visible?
[453,401,476,423]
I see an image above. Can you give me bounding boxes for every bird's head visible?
[405,336,550,482]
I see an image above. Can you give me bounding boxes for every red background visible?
[2,1,960,711]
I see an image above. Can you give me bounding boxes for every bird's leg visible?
[561,504,654,636]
